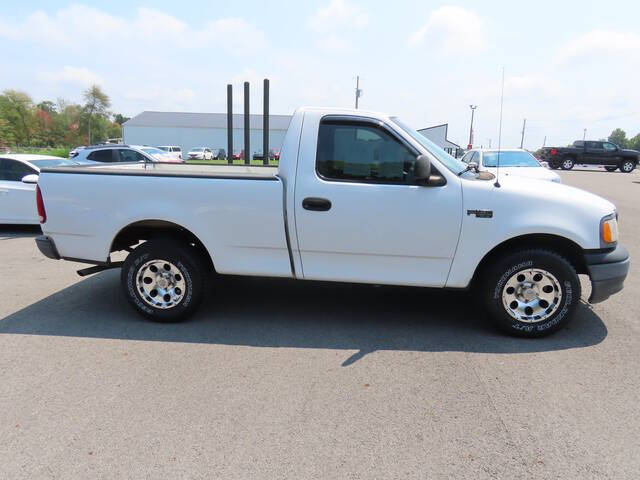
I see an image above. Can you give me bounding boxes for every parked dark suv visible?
[540,140,639,172]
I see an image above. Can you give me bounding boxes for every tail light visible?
[551,148,557,155]
[36,185,47,223]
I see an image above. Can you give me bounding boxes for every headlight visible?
[600,214,618,246]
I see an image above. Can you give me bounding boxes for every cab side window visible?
[316,120,417,184]
[0,158,37,181]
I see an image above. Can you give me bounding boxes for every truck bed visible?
[41,162,279,180]
[37,162,291,277]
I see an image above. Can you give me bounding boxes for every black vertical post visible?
[227,84,233,165]
[244,81,250,165]
[263,78,269,166]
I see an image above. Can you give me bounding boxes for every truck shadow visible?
[0,225,41,240]
[0,270,607,366]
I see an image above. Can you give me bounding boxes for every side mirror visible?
[415,154,431,182]
[468,161,480,171]
[21,174,39,184]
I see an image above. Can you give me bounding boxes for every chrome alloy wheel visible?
[562,158,574,169]
[621,160,635,172]
[501,268,562,323]
[136,259,186,309]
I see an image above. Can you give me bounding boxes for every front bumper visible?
[35,235,61,260]
[584,244,630,303]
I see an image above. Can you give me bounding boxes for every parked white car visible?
[137,146,181,163]
[187,147,213,160]
[0,154,77,224]
[462,149,561,183]
[157,145,182,160]
[35,107,628,337]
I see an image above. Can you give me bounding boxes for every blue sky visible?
[1,0,639,149]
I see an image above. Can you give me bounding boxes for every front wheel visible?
[121,238,205,322]
[480,250,581,337]
[561,157,575,170]
[605,166,617,172]
[619,160,636,173]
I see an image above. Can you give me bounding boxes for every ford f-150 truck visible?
[34,107,630,337]
[540,140,639,172]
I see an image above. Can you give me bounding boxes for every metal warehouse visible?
[122,111,292,156]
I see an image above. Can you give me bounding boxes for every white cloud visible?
[0,5,265,55]
[309,0,368,32]
[39,66,103,87]
[123,87,197,111]
[556,29,640,64]
[408,6,484,54]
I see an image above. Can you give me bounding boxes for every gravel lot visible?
[1,167,638,479]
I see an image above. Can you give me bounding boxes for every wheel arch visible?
[471,233,587,286]
[110,219,215,271]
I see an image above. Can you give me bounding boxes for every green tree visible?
[608,128,628,148]
[628,133,640,151]
[0,117,15,146]
[0,89,34,145]
[82,85,110,145]
[113,113,130,125]
[37,100,57,114]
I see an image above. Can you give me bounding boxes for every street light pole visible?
[468,105,477,149]
[583,128,587,141]
[355,76,362,109]
[520,118,527,149]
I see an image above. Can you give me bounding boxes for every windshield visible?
[30,158,77,168]
[191,147,204,152]
[157,146,169,151]
[141,147,166,155]
[483,151,540,167]
[391,117,466,175]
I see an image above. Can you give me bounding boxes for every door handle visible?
[302,197,332,212]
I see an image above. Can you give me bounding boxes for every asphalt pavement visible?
[1,167,638,479]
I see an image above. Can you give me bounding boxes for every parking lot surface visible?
[1,168,638,479]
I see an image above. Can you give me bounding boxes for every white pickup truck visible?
[34,107,629,337]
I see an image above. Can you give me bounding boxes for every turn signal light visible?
[602,217,618,244]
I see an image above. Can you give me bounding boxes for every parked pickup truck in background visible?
[540,140,639,172]
[34,107,630,338]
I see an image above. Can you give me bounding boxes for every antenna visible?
[494,67,505,188]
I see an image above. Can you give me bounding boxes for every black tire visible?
[619,160,636,173]
[560,157,575,170]
[480,249,581,337]
[549,164,559,170]
[121,238,205,322]
[604,166,617,172]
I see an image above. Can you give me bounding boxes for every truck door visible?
[602,142,620,165]
[584,141,605,165]
[293,114,462,287]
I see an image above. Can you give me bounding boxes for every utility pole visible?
[520,118,527,148]
[468,105,477,149]
[542,136,546,148]
[355,76,362,109]
[487,138,492,148]
[583,128,587,140]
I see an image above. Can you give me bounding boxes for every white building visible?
[417,124,462,157]
[122,111,292,156]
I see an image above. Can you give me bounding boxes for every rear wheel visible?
[620,160,636,173]
[561,157,575,170]
[121,238,205,322]
[480,250,580,337]
[605,166,617,172]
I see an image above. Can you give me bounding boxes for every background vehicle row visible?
[540,140,638,172]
